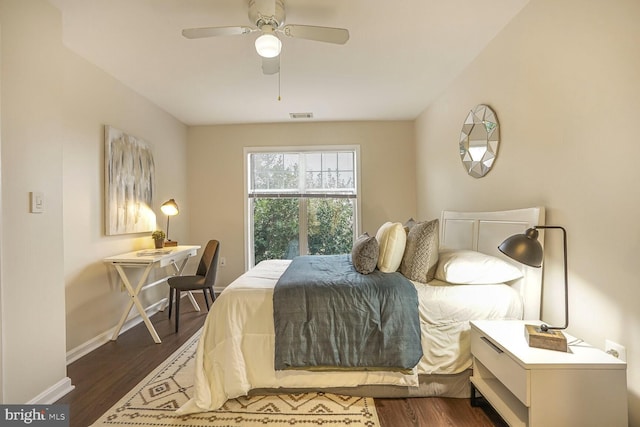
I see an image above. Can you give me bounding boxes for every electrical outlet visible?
[220,257,227,267]
[605,339,626,362]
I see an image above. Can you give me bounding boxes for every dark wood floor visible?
[57,294,506,427]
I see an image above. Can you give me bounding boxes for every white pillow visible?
[375,222,406,273]
[435,249,523,284]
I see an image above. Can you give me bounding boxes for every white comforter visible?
[178,259,522,414]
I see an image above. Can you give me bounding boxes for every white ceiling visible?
[47,0,529,126]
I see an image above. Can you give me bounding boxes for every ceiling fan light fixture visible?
[255,33,281,58]
[182,0,350,74]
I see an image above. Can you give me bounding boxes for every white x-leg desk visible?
[104,245,201,343]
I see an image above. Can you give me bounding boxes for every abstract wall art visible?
[104,125,156,235]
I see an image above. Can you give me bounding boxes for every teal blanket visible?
[273,254,422,371]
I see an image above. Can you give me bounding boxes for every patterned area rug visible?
[91,329,380,426]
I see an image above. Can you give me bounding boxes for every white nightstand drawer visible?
[471,331,529,406]
[470,320,627,426]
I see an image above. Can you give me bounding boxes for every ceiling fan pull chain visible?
[278,63,281,101]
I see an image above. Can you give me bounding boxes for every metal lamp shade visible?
[160,199,179,243]
[498,227,543,268]
[161,199,179,216]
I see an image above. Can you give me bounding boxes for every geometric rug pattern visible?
[90,329,381,426]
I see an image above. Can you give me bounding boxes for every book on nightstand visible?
[524,324,568,352]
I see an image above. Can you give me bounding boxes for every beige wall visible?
[61,42,189,352]
[1,0,67,403]
[1,0,189,402]
[187,121,416,288]
[415,0,640,424]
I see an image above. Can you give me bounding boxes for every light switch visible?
[30,191,44,213]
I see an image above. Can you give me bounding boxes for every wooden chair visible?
[167,240,220,332]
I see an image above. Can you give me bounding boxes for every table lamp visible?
[498,225,569,352]
[160,199,179,247]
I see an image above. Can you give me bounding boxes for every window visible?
[245,147,360,267]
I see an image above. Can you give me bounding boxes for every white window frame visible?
[243,145,361,270]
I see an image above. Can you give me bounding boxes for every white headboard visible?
[440,207,546,321]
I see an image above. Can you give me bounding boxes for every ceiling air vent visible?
[290,112,313,119]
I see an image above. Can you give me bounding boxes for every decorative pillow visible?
[351,233,379,274]
[400,218,439,283]
[435,249,524,285]
[403,218,417,233]
[375,222,406,273]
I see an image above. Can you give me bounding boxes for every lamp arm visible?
[534,225,568,331]
[166,216,171,241]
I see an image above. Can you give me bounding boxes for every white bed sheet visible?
[178,259,523,414]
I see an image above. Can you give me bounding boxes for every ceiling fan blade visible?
[182,26,254,39]
[262,56,280,75]
[282,24,349,44]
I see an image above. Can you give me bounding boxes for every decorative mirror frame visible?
[459,104,499,178]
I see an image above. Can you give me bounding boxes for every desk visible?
[104,245,201,343]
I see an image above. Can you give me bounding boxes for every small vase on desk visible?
[154,239,164,249]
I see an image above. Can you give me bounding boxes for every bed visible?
[178,207,545,414]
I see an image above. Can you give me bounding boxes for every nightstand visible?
[470,320,627,427]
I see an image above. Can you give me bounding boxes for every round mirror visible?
[459,104,499,178]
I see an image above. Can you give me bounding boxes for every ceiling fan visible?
[182,0,350,75]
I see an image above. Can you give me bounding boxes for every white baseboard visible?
[66,298,168,365]
[28,377,75,404]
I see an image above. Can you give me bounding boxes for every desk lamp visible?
[160,199,179,247]
[498,225,569,352]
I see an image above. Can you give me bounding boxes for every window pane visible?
[337,152,353,170]
[251,153,299,191]
[322,152,338,172]
[252,171,269,190]
[307,198,354,256]
[304,152,322,190]
[283,153,298,170]
[299,151,357,192]
[253,198,300,264]
[338,171,354,188]
[305,153,322,171]
[305,170,322,190]
[324,171,338,188]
